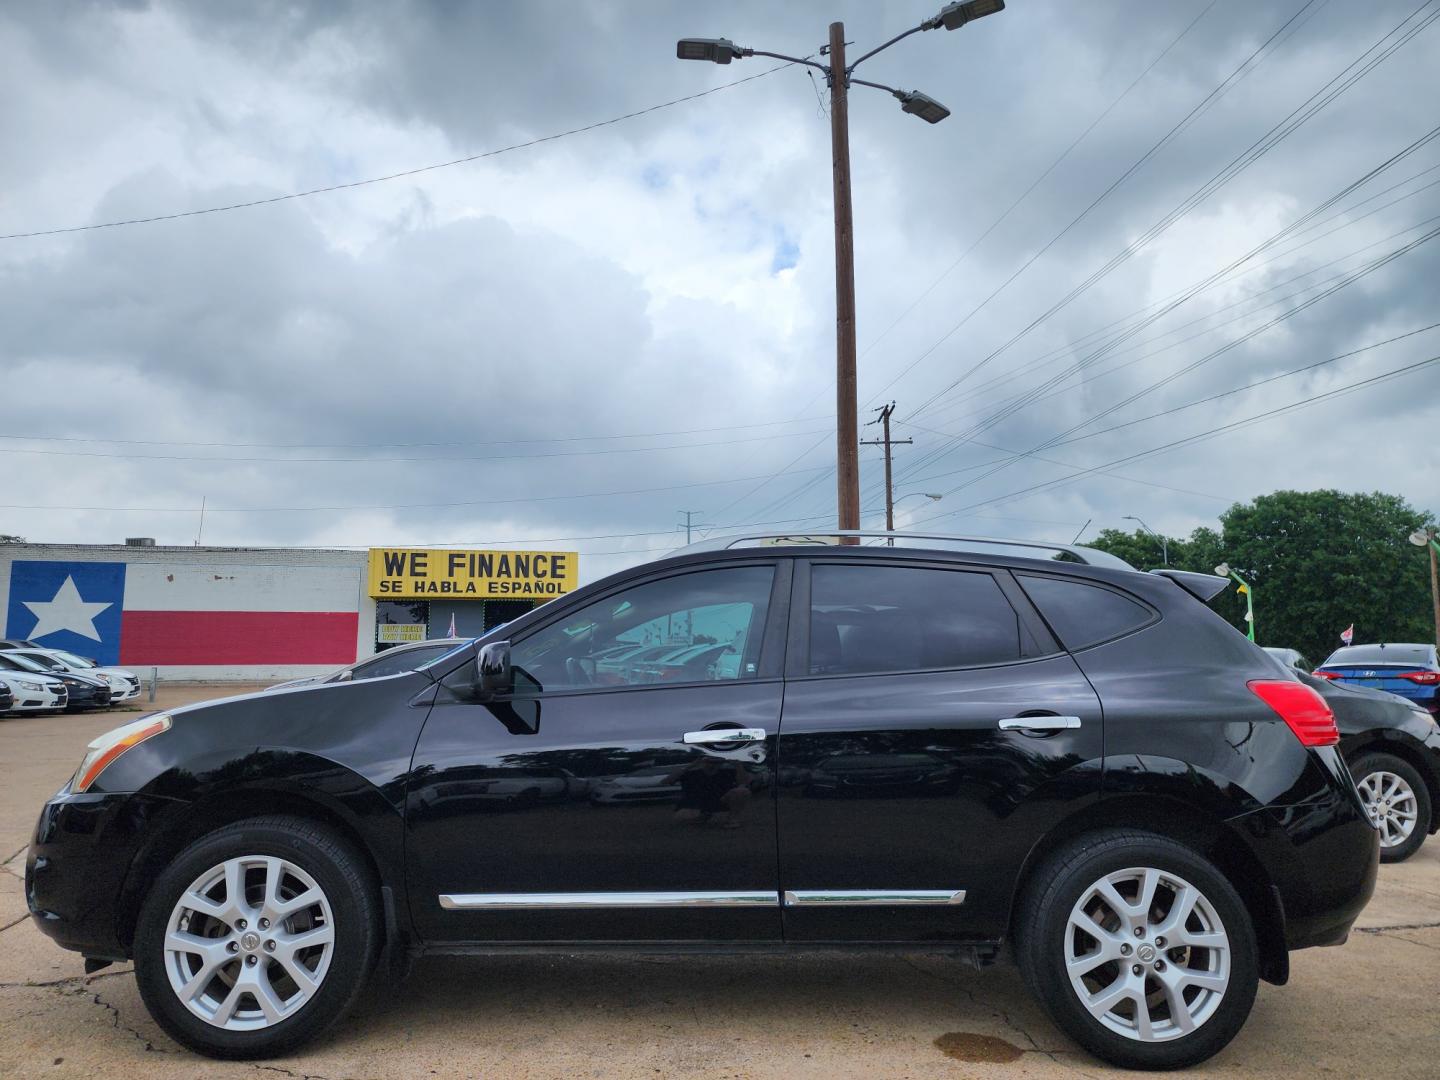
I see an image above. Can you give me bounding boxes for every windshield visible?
[1324,644,1436,666]
[50,650,94,668]
[18,652,63,671]
[0,653,52,674]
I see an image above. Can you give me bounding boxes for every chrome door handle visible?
[998,715,1082,731]
[683,727,766,745]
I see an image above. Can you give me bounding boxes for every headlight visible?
[70,714,171,793]
[16,679,45,691]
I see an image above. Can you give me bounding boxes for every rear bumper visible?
[25,791,182,959]
[1228,747,1379,952]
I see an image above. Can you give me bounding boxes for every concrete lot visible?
[2,687,1438,1079]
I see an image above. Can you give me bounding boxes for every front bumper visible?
[26,790,183,959]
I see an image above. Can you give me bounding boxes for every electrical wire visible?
[0,64,797,241]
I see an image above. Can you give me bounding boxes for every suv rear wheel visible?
[1015,829,1258,1070]
[133,815,380,1058]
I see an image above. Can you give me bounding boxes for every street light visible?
[1409,526,1440,647]
[676,1,1005,534]
[1214,563,1257,643]
[1123,515,1168,566]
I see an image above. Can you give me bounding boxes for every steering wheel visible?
[564,657,596,686]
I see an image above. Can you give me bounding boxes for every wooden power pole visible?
[828,22,861,534]
[862,402,912,538]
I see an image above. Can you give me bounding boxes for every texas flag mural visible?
[5,560,358,667]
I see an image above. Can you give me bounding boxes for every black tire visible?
[133,815,381,1059]
[1014,829,1259,1071]
[1351,752,1431,863]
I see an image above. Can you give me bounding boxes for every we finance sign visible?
[367,548,578,599]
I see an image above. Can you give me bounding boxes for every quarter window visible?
[808,564,1024,676]
[1017,573,1153,650]
[510,566,774,693]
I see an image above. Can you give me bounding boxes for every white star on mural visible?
[22,576,113,642]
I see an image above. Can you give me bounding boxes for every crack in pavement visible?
[1,913,29,933]
[2,845,26,865]
[90,988,174,1054]
[1364,929,1440,951]
[0,968,133,990]
[251,1065,363,1080]
[897,956,1104,1079]
[1356,920,1440,933]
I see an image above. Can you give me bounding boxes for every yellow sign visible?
[368,548,579,600]
[377,623,427,643]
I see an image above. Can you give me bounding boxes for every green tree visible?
[0,534,25,543]
[1090,491,1436,662]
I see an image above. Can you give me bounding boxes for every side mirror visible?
[474,641,513,700]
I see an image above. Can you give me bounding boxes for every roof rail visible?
[674,530,1136,570]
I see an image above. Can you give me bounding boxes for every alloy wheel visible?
[163,855,335,1030]
[1064,866,1230,1043]
[1358,770,1419,848]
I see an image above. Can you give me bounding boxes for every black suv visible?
[25,535,1377,1069]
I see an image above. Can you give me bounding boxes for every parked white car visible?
[0,669,69,713]
[6,647,141,703]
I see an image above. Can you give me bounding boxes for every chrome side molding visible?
[997,715,1081,731]
[783,890,966,906]
[438,891,778,910]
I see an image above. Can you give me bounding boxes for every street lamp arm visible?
[845,24,927,72]
[847,75,903,95]
[744,48,830,73]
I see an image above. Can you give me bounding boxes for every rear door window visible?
[1017,573,1155,651]
[808,564,1025,675]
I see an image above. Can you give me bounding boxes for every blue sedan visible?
[1315,642,1440,714]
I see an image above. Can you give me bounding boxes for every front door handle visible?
[998,715,1082,732]
[684,727,766,745]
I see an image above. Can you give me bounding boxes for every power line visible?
[0,63,795,241]
[900,0,1437,428]
[0,464,833,515]
[910,354,1440,524]
[0,412,834,452]
[0,425,834,465]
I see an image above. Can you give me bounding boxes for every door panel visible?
[405,560,789,943]
[407,682,782,941]
[776,560,1103,942]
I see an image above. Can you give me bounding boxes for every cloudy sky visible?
[2,0,1437,582]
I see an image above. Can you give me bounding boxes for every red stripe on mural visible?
[119,611,358,665]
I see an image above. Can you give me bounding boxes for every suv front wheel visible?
[133,815,381,1059]
[1015,829,1258,1070]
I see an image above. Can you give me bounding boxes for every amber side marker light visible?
[71,714,171,793]
[1248,680,1339,747]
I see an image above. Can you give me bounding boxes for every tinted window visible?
[1324,644,1436,666]
[808,564,1022,676]
[511,566,774,693]
[1018,574,1153,650]
[348,644,453,680]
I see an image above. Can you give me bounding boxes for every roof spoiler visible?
[1149,568,1230,603]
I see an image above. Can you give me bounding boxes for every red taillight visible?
[1399,671,1440,685]
[1311,670,1340,679]
[1248,679,1339,747]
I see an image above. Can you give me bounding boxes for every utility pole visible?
[861,402,913,539]
[675,1,1005,534]
[828,22,860,533]
[1431,537,1440,650]
[677,509,703,545]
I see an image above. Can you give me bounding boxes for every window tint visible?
[349,644,452,680]
[510,566,774,693]
[1324,644,1436,667]
[808,564,1023,676]
[1017,574,1153,651]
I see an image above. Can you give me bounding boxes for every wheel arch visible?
[117,763,405,956]
[1009,793,1290,985]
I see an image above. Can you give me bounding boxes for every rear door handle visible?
[998,716,1082,732]
[684,727,766,745]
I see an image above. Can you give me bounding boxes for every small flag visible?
[1236,583,1249,595]
[1340,624,1354,645]
[447,612,457,639]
